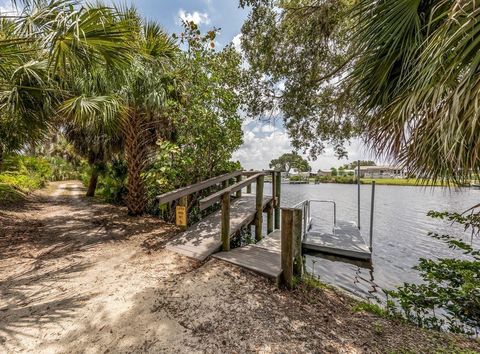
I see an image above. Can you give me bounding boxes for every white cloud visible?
[252,124,275,134]
[0,1,19,15]
[232,121,374,171]
[232,33,242,52]
[177,9,211,25]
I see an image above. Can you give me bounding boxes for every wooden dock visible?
[166,194,273,261]
[158,172,373,289]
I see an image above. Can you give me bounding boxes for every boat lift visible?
[297,161,376,261]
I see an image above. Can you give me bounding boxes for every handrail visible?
[199,172,266,211]
[309,200,336,226]
[156,171,243,204]
[243,170,274,176]
[293,199,336,239]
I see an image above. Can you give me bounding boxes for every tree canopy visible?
[239,0,479,182]
[0,1,246,215]
[238,0,357,160]
[269,152,311,175]
[348,0,480,183]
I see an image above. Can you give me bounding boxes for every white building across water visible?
[355,166,405,179]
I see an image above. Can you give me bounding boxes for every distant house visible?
[317,170,332,177]
[339,169,355,176]
[355,166,405,179]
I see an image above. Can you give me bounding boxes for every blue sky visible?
[0,0,372,170]
[112,0,248,48]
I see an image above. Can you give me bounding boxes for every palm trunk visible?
[124,112,147,215]
[86,166,99,197]
[0,146,4,172]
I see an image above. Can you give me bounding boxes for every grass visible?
[360,178,448,186]
[352,301,390,317]
[0,183,26,202]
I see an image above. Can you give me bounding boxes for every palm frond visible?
[349,0,480,183]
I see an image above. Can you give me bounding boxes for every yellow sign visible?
[176,206,187,227]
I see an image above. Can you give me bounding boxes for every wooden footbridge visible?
[157,168,374,288]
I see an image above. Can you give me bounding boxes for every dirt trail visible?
[1,182,479,353]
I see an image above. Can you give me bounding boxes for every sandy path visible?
[0,181,196,353]
[1,181,479,353]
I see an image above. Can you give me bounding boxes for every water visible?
[264,183,480,300]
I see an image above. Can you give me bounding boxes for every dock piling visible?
[267,202,274,234]
[281,208,294,289]
[274,172,281,229]
[221,192,231,251]
[255,174,264,241]
[369,181,375,251]
[236,175,242,198]
[281,207,303,288]
[293,208,303,277]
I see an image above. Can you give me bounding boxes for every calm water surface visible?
[263,183,480,300]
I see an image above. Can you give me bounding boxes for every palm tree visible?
[59,8,178,213]
[0,0,132,163]
[349,0,480,183]
[119,20,178,215]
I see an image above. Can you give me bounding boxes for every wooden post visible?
[271,170,276,205]
[274,172,281,229]
[222,180,228,189]
[255,174,264,241]
[236,175,242,198]
[293,208,303,277]
[267,202,273,235]
[221,192,231,251]
[177,196,188,230]
[281,208,294,289]
[246,183,252,194]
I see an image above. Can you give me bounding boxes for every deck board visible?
[166,194,273,261]
[213,230,282,281]
[303,220,371,260]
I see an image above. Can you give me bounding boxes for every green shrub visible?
[97,159,128,204]
[384,210,480,335]
[46,157,83,181]
[0,154,82,201]
[0,183,26,202]
[289,175,306,182]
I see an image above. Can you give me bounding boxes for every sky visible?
[0,0,373,170]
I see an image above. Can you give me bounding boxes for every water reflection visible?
[262,182,480,300]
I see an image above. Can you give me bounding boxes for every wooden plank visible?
[255,229,281,252]
[213,246,281,281]
[156,171,242,204]
[243,170,272,177]
[166,195,273,261]
[199,173,264,211]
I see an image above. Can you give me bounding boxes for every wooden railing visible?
[156,169,282,249]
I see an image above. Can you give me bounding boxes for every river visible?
[262,182,480,300]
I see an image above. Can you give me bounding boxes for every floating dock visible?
[303,220,371,260]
